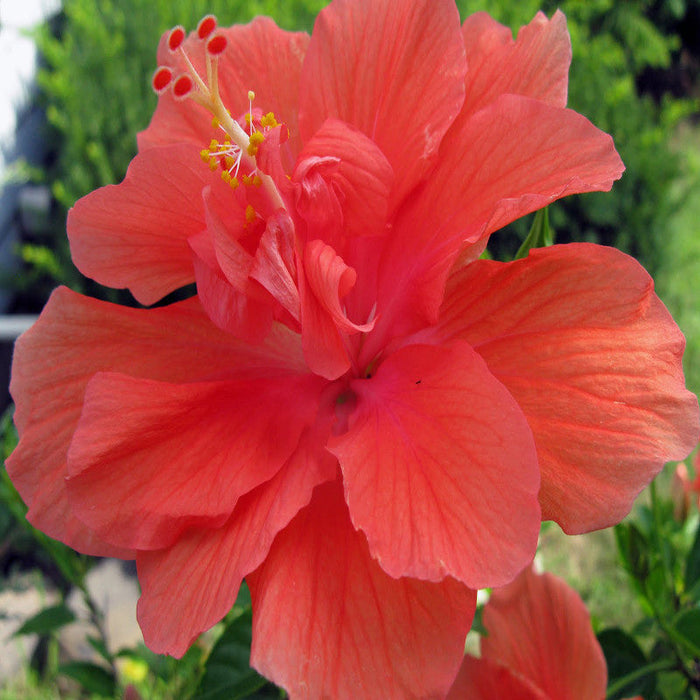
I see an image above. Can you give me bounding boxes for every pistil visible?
[151,16,286,212]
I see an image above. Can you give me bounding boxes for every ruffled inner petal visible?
[299,0,466,207]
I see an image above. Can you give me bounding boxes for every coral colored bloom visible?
[7,1,700,697]
[446,565,608,700]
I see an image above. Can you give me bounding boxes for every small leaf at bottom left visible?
[13,603,75,636]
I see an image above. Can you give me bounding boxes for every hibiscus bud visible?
[671,462,691,522]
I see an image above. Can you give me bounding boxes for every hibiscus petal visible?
[300,240,375,380]
[250,211,300,322]
[329,340,541,589]
[7,288,304,555]
[190,249,273,343]
[136,415,337,657]
[374,94,624,346]
[67,143,235,305]
[140,18,310,160]
[294,119,393,241]
[188,190,274,342]
[66,370,324,550]
[437,244,700,531]
[479,566,608,699]
[298,0,466,205]
[461,10,571,119]
[247,480,476,700]
[447,656,547,700]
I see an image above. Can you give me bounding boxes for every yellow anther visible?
[209,139,219,150]
[224,155,235,169]
[261,112,278,128]
[245,113,252,127]
[248,90,256,101]
[252,175,262,187]
[211,117,220,129]
[208,157,218,171]
[230,177,240,189]
[200,149,211,163]
[221,171,231,183]
[242,174,252,186]
[245,204,256,223]
[247,131,265,156]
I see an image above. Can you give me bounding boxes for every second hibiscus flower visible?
[7,0,700,697]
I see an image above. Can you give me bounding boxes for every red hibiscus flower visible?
[446,565,608,699]
[7,1,699,697]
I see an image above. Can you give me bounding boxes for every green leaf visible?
[615,522,650,582]
[672,608,700,657]
[685,520,700,595]
[515,206,555,259]
[14,604,75,637]
[59,661,116,697]
[87,635,112,663]
[193,608,271,700]
[598,627,657,699]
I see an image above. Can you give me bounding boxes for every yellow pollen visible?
[248,90,256,102]
[224,155,235,169]
[247,131,265,156]
[211,117,220,129]
[209,139,219,150]
[252,175,262,187]
[261,112,278,128]
[208,157,218,171]
[245,204,256,223]
[200,149,210,163]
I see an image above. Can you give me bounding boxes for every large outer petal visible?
[447,656,546,700]
[247,480,476,700]
[140,18,309,160]
[371,94,624,352]
[298,0,466,206]
[480,566,608,699]
[67,143,233,305]
[329,341,541,589]
[461,10,571,119]
[437,244,700,531]
[66,369,324,550]
[136,416,337,657]
[6,287,306,555]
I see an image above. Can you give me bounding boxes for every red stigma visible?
[173,74,194,99]
[197,15,217,40]
[168,26,186,52]
[206,34,227,56]
[152,66,173,93]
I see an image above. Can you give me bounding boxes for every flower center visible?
[151,15,286,212]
